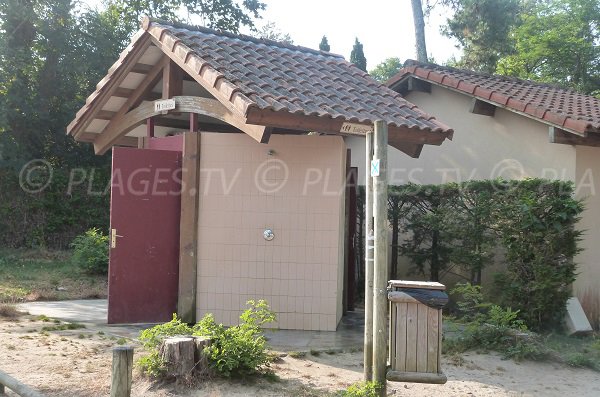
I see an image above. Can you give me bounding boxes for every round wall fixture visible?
[263,229,274,241]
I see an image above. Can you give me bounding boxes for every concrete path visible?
[16,299,365,351]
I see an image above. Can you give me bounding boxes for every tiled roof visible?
[142,19,451,134]
[389,60,600,135]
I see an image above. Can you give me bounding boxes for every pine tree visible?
[319,35,330,52]
[350,38,367,72]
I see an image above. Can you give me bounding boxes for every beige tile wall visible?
[196,133,346,331]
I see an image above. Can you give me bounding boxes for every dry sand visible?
[1,316,599,397]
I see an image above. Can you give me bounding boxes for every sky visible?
[258,0,461,69]
[83,0,462,69]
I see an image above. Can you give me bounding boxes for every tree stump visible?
[192,336,212,375]
[160,337,195,377]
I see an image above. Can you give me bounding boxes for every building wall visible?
[196,133,346,331]
[575,146,600,327]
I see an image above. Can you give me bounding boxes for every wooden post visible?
[111,346,133,397]
[364,130,374,381]
[146,117,155,138]
[372,120,388,395]
[160,337,195,377]
[178,131,201,323]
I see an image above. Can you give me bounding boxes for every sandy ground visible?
[1,315,599,397]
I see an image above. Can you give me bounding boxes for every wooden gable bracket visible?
[147,35,271,145]
[94,96,270,154]
[93,56,170,154]
[549,127,599,147]
[470,98,496,116]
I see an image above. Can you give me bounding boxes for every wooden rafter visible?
[147,36,271,144]
[94,57,169,153]
[162,60,184,99]
[93,96,268,154]
[113,87,161,101]
[68,35,153,138]
[470,98,496,116]
[549,127,599,147]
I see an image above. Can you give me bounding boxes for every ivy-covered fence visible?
[355,179,583,330]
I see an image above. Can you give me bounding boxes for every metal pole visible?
[363,130,374,381]
[372,120,388,395]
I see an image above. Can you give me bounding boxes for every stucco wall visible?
[195,133,346,331]
[575,146,600,327]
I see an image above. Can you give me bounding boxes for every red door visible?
[108,147,182,324]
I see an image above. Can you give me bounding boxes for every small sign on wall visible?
[371,159,380,177]
[340,122,374,134]
[154,99,176,113]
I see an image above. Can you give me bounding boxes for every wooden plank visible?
[94,57,168,153]
[389,302,396,366]
[68,34,152,138]
[438,310,443,373]
[427,307,439,373]
[470,98,496,116]
[0,369,45,397]
[405,302,418,372]
[386,370,447,384]
[416,304,428,373]
[549,127,600,147]
[395,302,408,372]
[113,87,161,101]
[78,132,137,147]
[163,60,184,99]
[177,131,201,323]
[388,291,422,304]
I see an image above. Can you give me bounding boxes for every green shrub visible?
[137,300,276,379]
[194,299,276,377]
[338,381,383,397]
[71,228,109,274]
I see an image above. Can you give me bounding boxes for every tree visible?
[257,21,293,44]
[319,35,330,52]
[441,0,522,73]
[369,57,402,82]
[496,0,600,96]
[350,38,367,72]
[410,0,428,61]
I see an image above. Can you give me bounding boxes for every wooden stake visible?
[364,130,374,381]
[372,120,388,396]
[111,346,133,397]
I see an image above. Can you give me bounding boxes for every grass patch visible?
[0,248,106,303]
[288,351,307,359]
[0,304,22,318]
[41,322,85,332]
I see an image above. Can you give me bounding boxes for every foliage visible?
[194,299,276,377]
[137,301,276,379]
[337,381,383,397]
[70,228,109,274]
[492,179,583,331]
[256,21,293,44]
[319,35,330,52]
[496,0,600,96]
[369,57,402,82]
[449,282,491,322]
[440,0,522,72]
[350,38,367,72]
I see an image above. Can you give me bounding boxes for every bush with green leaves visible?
[137,300,276,378]
[71,228,109,274]
[193,299,276,377]
[337,381,383,397]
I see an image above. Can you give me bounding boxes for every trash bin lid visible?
[388,280,446,290]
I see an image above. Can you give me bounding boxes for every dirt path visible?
[1,315,599,396]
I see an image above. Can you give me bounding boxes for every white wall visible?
[346,85,577,185]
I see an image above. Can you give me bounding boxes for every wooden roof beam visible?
[549,127,599,147]
[470,98,496,117]
[163,60,184,99]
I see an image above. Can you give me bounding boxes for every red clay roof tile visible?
[392,60,600,135]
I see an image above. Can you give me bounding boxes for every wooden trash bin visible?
[387,280,448,384]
